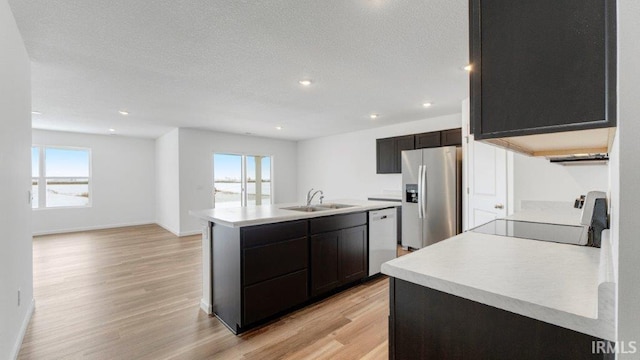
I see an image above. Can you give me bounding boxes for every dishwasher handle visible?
[370,212,395,221]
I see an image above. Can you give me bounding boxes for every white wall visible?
[0,1,34,358]
[297,114,461,201]
[31,130,156,235]
[615,0,640,354]
[178,128,298,235]
[155,129,180,235]
[512,153,609,211]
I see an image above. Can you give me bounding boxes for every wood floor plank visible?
[19,224,391,360]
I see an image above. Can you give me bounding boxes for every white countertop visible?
[382,206,615,340]
[504,207,584,226]
[189,199,400,228]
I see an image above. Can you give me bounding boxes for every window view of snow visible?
[32,147,90,208]
[213,153,271,208]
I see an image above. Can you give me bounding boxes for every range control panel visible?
[405,184,418,203]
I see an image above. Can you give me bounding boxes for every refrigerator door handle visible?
[422,164,428,217]
[418,165,424,219]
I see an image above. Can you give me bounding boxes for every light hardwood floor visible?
[19,224,390,360]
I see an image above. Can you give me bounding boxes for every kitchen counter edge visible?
[189,199,400,228]
[381,230,615,341]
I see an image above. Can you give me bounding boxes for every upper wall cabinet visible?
[377,135,415,174]
[469,0,616,156]
[376,129,462,174]
[440,128,463,147]
[415,132,441,149]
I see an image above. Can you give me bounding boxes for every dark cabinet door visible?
[440,128,462,146]
[339,225,368,285]
[310,230,341,297]
[415,132,441,149]
[311,225,368,297]
[377,135,415,174]
[376,138,396,174]
[394,136,415,173]
[470,0,616,139]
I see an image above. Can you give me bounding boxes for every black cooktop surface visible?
[471,219,587,245]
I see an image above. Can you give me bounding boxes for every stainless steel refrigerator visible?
[401,146,461,249]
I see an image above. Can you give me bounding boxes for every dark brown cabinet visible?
[415,132,441,149]
[376,135,415,174]
[240,220,309,327]
[469,0,616,140]
[243,270,308,325]
[389,278,612,360]
[212,212,371,334]
[339,226,368,284]
[440,128,462,146]
[310,213,368,297]
[376,129,461,174]
[310,231,340,296]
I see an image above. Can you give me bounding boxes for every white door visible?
[462,99,508,230]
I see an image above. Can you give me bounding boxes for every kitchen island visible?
[190,199,399,334]
[381,207,615,359]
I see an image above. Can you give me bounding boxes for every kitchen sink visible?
[315,203,355,209]
[281,203,355,212]
[281,205,328,212]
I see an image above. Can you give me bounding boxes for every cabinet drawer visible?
[415,132,441,149]
[309,212,367,234]
[241,220,307,248]
[243,237,308,286]
[243,269,308,325]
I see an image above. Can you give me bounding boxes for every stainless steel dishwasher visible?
[368,208,398,276]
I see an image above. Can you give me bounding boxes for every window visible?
[213,153,272,208]
[32,146,91,208]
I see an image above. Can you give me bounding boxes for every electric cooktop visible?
[471,219,588,246]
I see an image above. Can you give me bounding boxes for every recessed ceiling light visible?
[118,110,129,116]
[422,102,433,108]
[463,64,472,72]
[31,111,41,115]
[370,114,379,119]
[109,128,116,132]
[275,126,283,130]
[298,79,312,86]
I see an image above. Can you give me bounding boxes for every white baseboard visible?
[11,298,35,360]
[155,222,180,237]
[200,299,213,315]
[179,230,201,237]
[33,221,155,236]
[33,221,199,238]
[156,223,200,238]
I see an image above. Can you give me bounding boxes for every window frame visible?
[32,145,93,210]
[212,152,274,208]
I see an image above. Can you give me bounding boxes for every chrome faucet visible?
[306,188,324,206]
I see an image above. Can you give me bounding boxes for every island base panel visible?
[389,278,613,360]
[212,225,242,333]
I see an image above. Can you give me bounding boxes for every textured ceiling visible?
[9,0,469,140]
